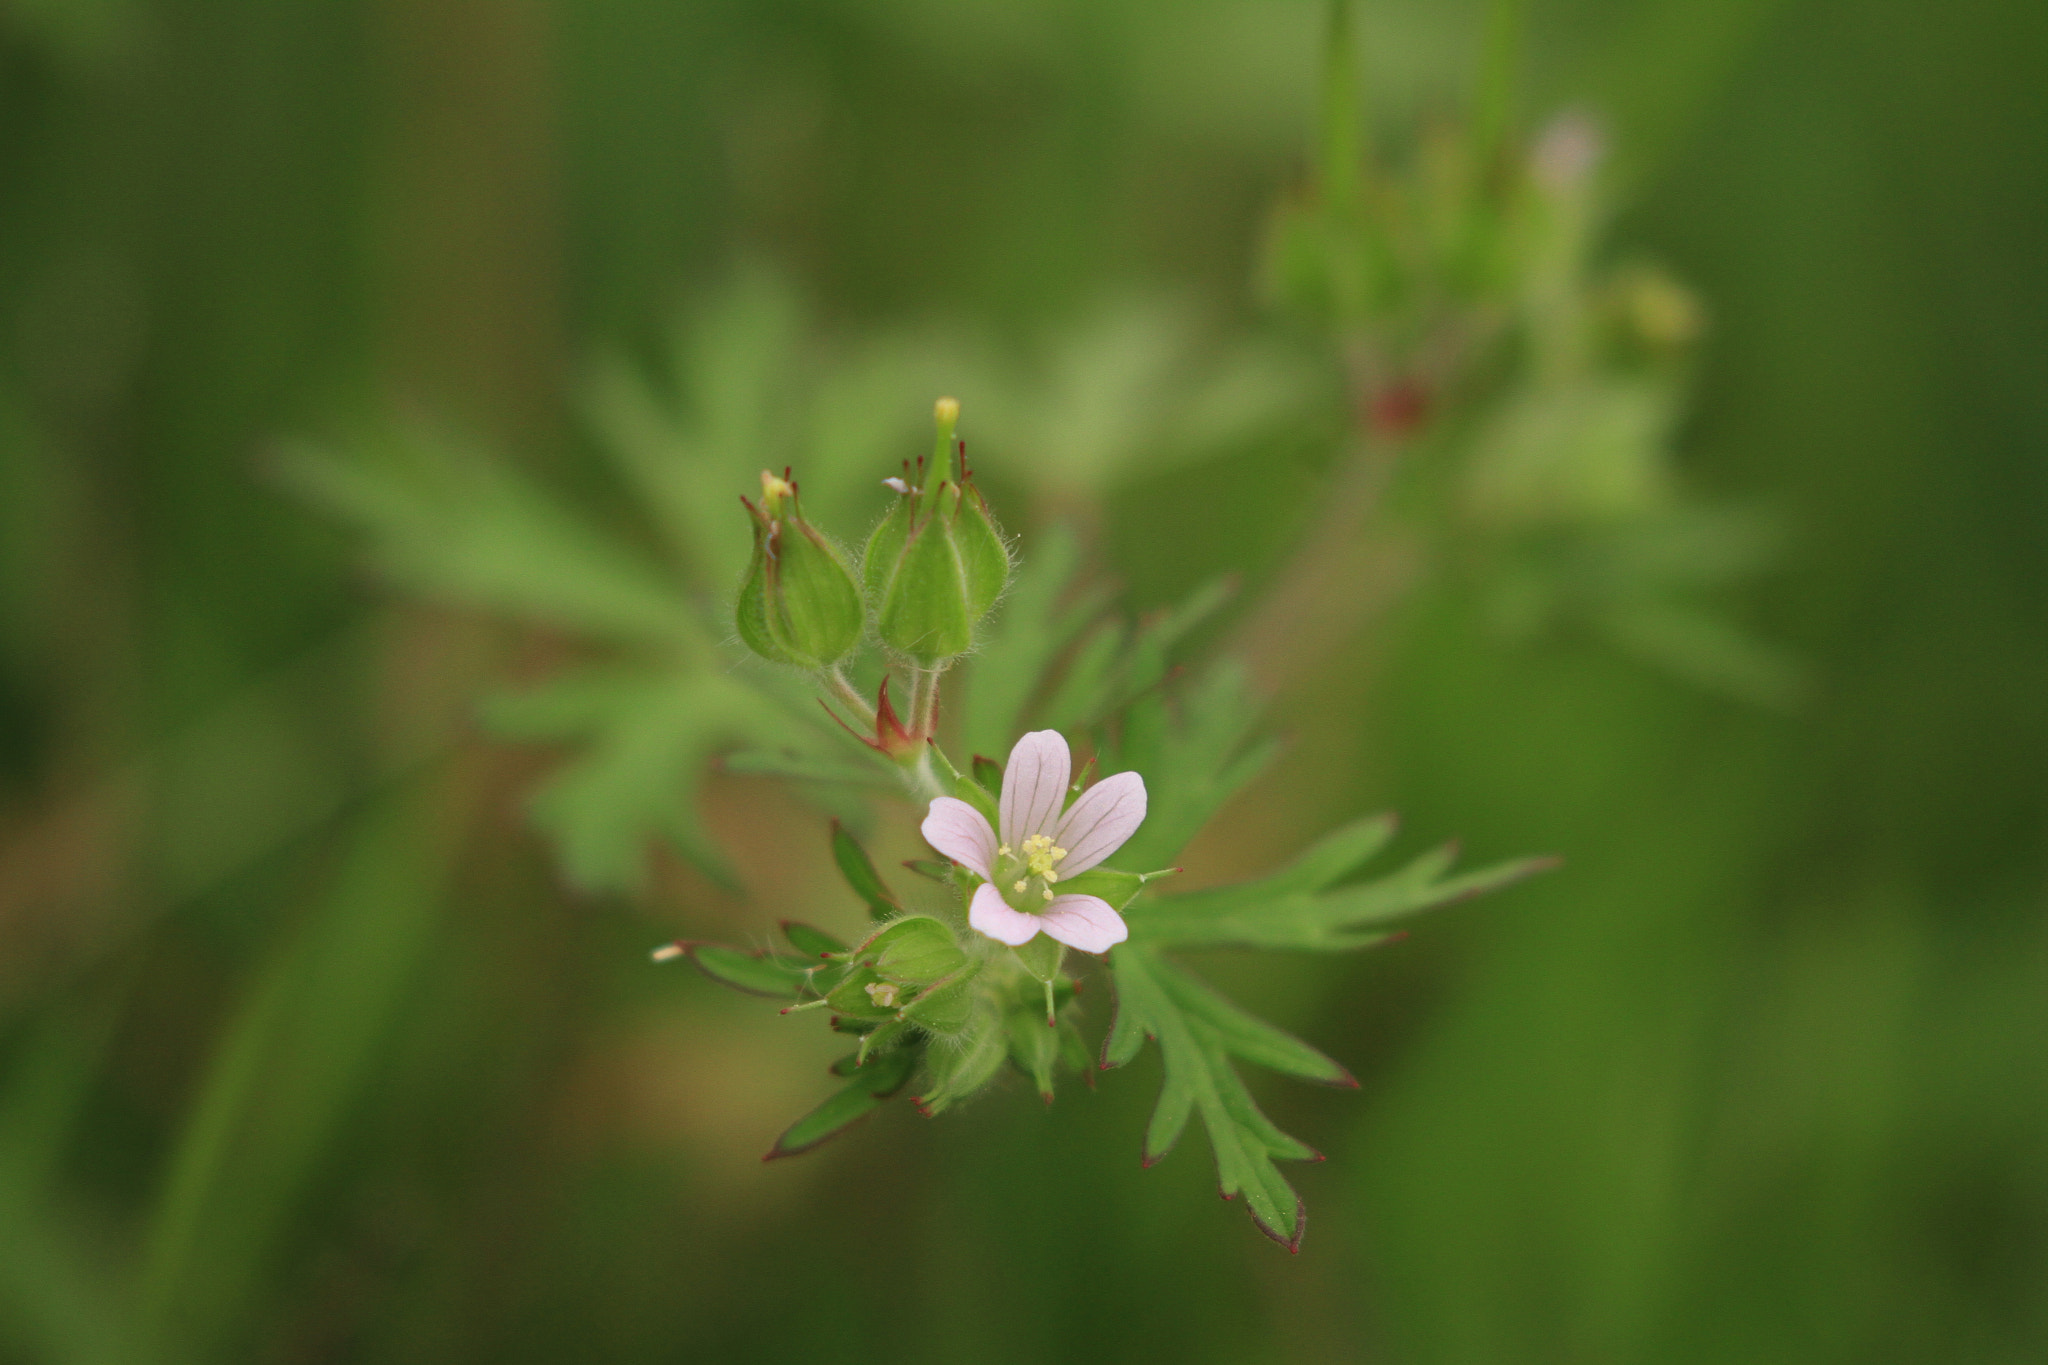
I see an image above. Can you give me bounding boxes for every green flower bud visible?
[735,469,864,669]
[863,398,1012,665]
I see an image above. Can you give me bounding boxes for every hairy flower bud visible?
[863,398,1011,665]
[736,469,864,669]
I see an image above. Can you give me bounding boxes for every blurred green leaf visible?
[766,1046,917,1160]
[1114,662,1280,869]
[678,944,820,998]
[279,429,692,649]
[830,821,902,921]
[1132,824,1553,951]
[484,666,788,891]
[781,921,848,958]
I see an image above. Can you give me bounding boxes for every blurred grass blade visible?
[136,788,453,1362]
[0,995,131,1364]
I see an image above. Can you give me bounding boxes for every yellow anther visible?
[759,469,795,506]
[1013,879,1027,893]
[997,844,1011,857]
[864,981,900,1008]
[1043,870,1059,884]
[1042,887,1054,902]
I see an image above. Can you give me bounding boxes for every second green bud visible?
[864,398,1011,665]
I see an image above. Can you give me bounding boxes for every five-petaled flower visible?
[920,730,1146,953]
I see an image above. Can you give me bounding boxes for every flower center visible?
[995,834,1067,906]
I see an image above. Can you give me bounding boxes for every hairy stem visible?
[823,665,877,727]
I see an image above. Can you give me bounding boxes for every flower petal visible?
[1052,771,1147,875]
[968,881,1041,946]
[1036,894,1128,954]
[999,729,1071,846]
[921,797,997,879]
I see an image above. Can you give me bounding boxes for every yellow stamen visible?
[1042,887,1054,902]
[1013,880,1027,893]
[864,981,900,1008]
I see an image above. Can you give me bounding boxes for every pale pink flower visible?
[919,730,1147,953]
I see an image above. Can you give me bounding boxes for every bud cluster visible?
[733,398,1013,759]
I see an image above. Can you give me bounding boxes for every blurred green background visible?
[1,0,2044,1361]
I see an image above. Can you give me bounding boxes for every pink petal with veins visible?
[921,797,997,879]
[1036,894,1128,953]
[999,730,1071,846]
[968,881,1042,946]
[1053,771,1147,876]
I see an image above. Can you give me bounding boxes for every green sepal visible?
[679,944,818,998]
[1057,866,1176,914]
[954,487,1011,619]
[915,1003,1006,1116]
[853,916,968,984]
[1011,933,1066,985]
[781,920,848,959]
[734,536,787,664]
[1057,1017,1092,1076]
[824,965,901,1020]
[876,513,973,663]
[898,961,983,1036]
[765,1046,916,1160]
[970,754,1004,796]
[830,821,901,921]
[902,858,952,883]
[1006,1005,1062,1101]
[856,1018,913,1067]
[772,520,864,665]
[737,490,863,669]
[861,491,914,604]
[952,770,999,828]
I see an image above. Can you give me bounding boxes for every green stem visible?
[1319,0,1363,219]
[823,665,877,727]
[1472,0,1525,169]
[906,746,946,804]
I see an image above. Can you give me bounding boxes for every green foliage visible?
[1130,817,1554,951]
[1098,809,1546,1245]
[766,1047,917,1160]
[1102,946,1313,1251]
[483,667,790,892]
[830,820,902,921]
